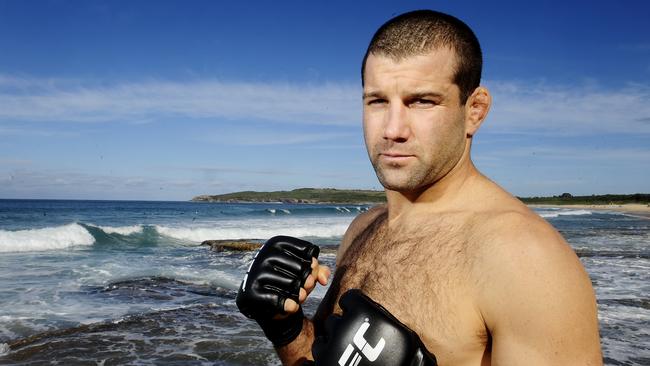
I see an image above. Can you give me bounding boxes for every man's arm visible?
[479,214,602,365]
[274,258,330,366]
[276,206,386,365]
[235,236,329,365]
[275,318,317,366]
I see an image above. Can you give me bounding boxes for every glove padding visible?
[236,235,319,346]
[312,289,437,366]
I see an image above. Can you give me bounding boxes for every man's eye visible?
[410,99,436,107]
[367,99,387,106]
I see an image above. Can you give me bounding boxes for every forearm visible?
[234,236,327,365]
[276,317,316,366]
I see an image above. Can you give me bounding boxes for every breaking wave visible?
[154,221,350,242]
[92,225,144,236]
[0,223,95,253]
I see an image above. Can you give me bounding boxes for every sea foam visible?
[0,223,95,253]
[154,217,352,242]
[94,225,144,236]
[539,209,593,218]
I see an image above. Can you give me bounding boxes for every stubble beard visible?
[371,155,436,193]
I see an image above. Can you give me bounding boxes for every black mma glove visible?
[236,235,320,347]
[312,289,437,366]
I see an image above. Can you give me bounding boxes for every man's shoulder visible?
[467,206,602,363]
[470,205,579,280]
[477,204,558,238]
[336,204,387,263]
[471,207,598,332]
[473,205,572,261]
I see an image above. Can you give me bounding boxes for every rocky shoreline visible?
[192,196,327,204]
[201,239,338,254]
[200,239,263,252]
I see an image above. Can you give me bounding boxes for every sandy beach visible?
[529,203,650,219]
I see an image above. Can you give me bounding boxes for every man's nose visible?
[383,103,410,142]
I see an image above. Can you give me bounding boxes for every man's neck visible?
[385,147,480,223]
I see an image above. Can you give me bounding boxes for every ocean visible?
[0,199,647,365]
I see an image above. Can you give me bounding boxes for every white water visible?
[0,343,9,357]
[94,224,144,236]
[0,223,95,253]
[538,209,593,218]
[154,216,353,242]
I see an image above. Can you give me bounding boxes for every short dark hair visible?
[362,10,482,104]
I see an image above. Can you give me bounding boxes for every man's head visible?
[361,10,491,195]
[362,10,482,105]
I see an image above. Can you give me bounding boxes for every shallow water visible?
[0,200,647,365]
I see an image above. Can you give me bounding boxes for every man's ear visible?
[465,86,491,137]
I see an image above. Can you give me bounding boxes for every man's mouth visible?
[379,152,415,164]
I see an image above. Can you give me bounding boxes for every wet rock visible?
[201,239,263,252]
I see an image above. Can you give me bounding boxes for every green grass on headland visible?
[191,188,387,204]
[192,189,650,205]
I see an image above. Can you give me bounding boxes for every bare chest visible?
[325,219,489,365]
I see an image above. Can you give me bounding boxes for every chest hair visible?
[318,212,481,346]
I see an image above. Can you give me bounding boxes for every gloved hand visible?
[236,235,320,346]
[312,289,437,365]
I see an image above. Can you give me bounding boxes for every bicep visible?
[490,291,601,366]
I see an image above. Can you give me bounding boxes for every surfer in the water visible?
[236,10,603,365]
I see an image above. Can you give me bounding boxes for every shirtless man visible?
[236,10,602,365]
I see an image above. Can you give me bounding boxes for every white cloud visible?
[0,126,80,137]
[0,75,360,125]
[0,169,198,200]
[1,74,649,136]
[485,80,650,135]
[194,130,356,146]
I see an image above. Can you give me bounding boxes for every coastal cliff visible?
[191,188,387,204]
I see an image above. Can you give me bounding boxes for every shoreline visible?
[191,199,380,205]
[528,203,650,219]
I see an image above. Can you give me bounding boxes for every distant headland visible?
[191,188,386,204]
[191,189,650,205]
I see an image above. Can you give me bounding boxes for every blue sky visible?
[0,0,648,200]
